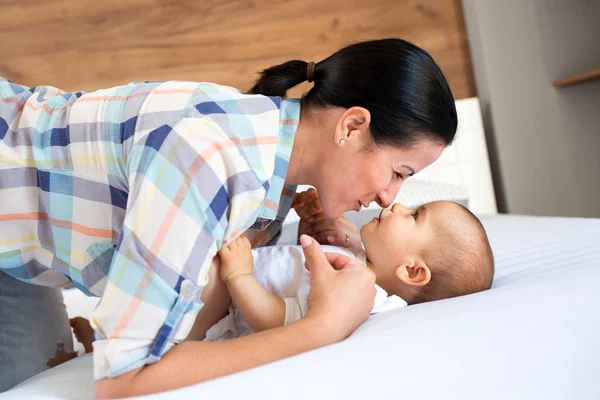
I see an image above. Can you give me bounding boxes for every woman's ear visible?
[335,106,371,145]
[395,261,431,287]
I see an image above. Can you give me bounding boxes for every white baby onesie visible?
[204,245,407,341]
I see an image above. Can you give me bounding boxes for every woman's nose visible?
[376,180,404,208]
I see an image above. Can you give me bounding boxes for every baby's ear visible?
[395,261,431,287]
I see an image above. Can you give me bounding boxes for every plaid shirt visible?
[0,77,299,379]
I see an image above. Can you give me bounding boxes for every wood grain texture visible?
[0,0,475,99]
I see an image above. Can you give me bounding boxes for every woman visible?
[0,38,457,397]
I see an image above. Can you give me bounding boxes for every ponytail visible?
[248,60,311,98]
[249,39,457,149]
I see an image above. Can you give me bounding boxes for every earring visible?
[339,139,345,145]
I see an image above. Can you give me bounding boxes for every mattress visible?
[3,213,600,400]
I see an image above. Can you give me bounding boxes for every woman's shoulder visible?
[191,83,281,117]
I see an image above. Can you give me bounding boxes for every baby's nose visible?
[391,203,412,214]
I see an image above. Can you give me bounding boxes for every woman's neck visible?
[285,109,318,186]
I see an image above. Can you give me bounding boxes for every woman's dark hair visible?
[248,38,457,148]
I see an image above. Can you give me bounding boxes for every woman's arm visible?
[96,236,376,399]
[97,314,326,398]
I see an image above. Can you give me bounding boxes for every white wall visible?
[462,0,600,217]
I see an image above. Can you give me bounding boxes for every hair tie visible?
[306,61,316,83]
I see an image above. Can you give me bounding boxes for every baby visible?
[205,194,495,340]
[71,191,494,347]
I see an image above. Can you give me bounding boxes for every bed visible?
[3,99,599,399]
[4,211,600,400]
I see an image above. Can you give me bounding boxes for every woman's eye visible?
[395,172,404,180]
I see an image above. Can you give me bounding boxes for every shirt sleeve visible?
[246,219,284,248]
[91,117,266,379]
[245,184,298,248]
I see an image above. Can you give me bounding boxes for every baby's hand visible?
[292,188,323,220]
[218,236,254,283]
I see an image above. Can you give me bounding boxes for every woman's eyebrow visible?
[401,165,415,176]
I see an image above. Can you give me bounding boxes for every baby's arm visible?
[218,237,286,332]
[185,256,232,341]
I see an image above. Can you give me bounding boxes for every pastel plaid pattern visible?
[0,77,299,378]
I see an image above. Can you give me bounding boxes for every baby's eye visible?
[412,210,419,220]
[395,171,404,180]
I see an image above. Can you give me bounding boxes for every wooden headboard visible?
[1,0,475,99]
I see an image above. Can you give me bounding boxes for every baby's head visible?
[360,201,494,304]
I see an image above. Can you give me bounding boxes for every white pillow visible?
[396,178,469,209]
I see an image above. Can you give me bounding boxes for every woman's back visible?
[0,78,290,296]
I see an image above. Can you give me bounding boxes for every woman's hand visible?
[300,213,361,249]
[300,235,376,342]
[291,188,323,220]
[293,189,361,249]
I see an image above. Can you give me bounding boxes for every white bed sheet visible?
[3,213,600,400]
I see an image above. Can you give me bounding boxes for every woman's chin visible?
[320,204,343,220]
[327,211,344,219]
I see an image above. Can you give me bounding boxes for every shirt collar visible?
[255,98,300,222]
